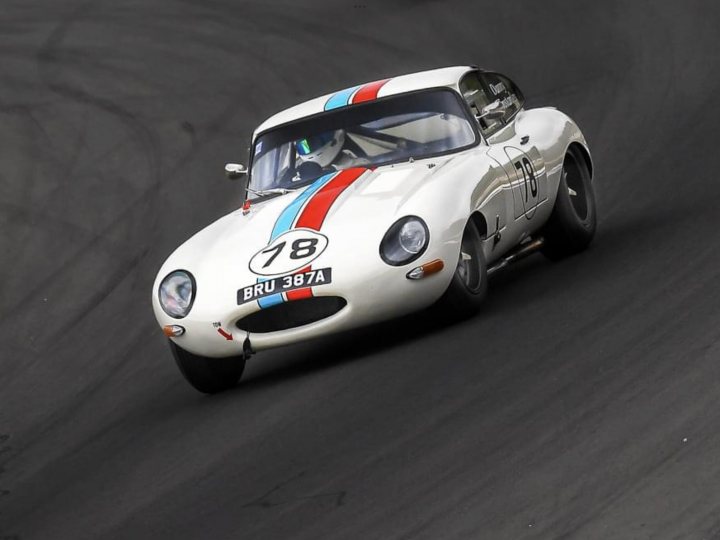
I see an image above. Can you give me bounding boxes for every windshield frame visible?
[245,87,483,201]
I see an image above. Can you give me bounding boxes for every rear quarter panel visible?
[516,107,592,214]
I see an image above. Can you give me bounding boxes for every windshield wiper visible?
[246,187,294,197]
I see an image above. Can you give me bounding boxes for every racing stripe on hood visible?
[295,168,366,229]
[257,172,338,308]
[286,167,366,300]
[257,167,367,308]
[268,173,336,241]
[324,78,392,110]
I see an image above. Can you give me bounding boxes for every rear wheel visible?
[437,219,488,317]
[170,341,246,394]
[542,146,596,260]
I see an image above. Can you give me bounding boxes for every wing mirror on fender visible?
[225,163,248,180]
[478,100,506,120]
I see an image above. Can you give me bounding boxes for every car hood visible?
[155,153,476,318]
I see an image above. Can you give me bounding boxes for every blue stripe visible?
[256,172,337,309]
[258,292,284,309]
[324,86,361,110]
[269,172,336,240]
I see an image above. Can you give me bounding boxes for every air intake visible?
[236,296,347,333]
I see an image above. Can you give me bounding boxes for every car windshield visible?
[249,89,477,197]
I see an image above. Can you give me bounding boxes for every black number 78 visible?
[261,238,319,268]
[514,157,538,201]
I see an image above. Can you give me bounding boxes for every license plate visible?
[237,268,332,305]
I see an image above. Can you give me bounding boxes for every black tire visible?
[169,340,246,394]
[541,146,596,260]
[437,219,488,318]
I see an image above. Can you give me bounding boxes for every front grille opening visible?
[236,296,347,333]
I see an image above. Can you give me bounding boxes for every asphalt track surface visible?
[2,1,720,538]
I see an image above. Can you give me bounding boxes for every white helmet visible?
[296,130,345,168]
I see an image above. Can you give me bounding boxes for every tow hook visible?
[243,333,254,358]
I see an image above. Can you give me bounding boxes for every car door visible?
[462,70,547,223]
[459,71,513,254]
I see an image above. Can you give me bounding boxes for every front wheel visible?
[542,146,597,260]
[437,219,488,318]
[170,341,246,394]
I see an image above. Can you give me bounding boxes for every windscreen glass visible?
[250,89,477,196]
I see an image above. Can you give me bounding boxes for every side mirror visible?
[225,163,248,180]
[478,100,506,120]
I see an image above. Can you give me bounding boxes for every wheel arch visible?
[567,141,593,180]
[469,211,489,240]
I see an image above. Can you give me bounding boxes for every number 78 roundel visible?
[248,228,329,277]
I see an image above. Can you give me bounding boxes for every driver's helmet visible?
[295,130,345,168]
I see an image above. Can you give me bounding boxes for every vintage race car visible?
[152,66,596,393]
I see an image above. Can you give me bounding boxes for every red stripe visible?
[286,287,313,301]
[289,168,366,301]
[351,79,391,104]
[295,168,366,230]
[286,266,313,301]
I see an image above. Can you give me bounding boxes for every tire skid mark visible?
[0,433,18,540]
[242,471,346,510]
[0,109,91,268]
[0,243,150,362]
[0,358,178,533]
[0,0,166,352]
[0,80,246,337]
[1,0,252,343]
[34,0,163,214]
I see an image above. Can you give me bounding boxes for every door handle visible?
[520,135,530,145]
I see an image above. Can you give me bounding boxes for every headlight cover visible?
[158,270,196,319]
[380,216,429,266]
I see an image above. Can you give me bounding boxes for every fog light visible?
[163,324,185,337]
[406,259,444,280]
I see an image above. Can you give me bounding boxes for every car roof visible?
[253,65,476,138]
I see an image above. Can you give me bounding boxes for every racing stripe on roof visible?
[324,78,392,110]
[286,167,367,300]
[351,78,391,104]
[324,85,362,110]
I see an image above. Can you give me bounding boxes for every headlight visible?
[158,270,195,319]
[380,216,429,266]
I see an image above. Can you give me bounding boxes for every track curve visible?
[2,1,720,538]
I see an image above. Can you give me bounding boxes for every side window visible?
[459,72,503,137]
[252,142,294,190]
[479,72,524,125]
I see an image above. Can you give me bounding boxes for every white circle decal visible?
[249,228,329,277]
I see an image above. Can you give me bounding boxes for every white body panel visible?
[153,67,592,357]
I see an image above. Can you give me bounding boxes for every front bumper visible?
[153,253,455,357]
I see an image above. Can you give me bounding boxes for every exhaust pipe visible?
[487,237,545,277]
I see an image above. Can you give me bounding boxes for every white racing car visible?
[152,66,596,393]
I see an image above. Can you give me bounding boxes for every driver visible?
[295,130,368,172]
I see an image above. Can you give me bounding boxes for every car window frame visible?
[246,87,483,201]
[460,69,525,139]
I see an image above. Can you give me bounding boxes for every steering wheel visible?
[295,161,327,182]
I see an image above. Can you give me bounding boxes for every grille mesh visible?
[236,296,347,333]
